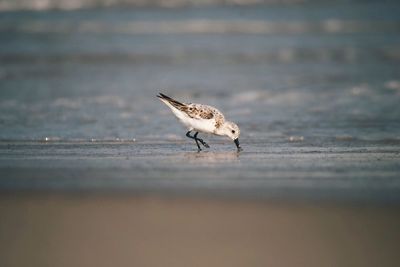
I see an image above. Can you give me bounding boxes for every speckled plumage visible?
[157,93,242,151]
[182,104,225,130]
[157,93,225,133]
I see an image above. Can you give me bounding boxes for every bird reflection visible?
[182,151,240,164]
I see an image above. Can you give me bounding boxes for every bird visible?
[157,93,242,151]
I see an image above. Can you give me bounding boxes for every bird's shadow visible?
[182,150,240,164]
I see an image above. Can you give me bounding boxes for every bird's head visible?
[222,121,242,151]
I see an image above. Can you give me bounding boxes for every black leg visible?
[194,132,210,148]
[192,132,202,151]
[186,131,201,151]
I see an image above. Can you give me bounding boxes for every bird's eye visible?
[231,130,235,134]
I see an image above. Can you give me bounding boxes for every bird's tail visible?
[157,93,186,110]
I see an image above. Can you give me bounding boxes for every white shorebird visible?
[157,93,242,151]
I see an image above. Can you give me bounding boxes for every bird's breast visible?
[181,117,215,134]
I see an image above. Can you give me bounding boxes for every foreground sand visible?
[1,193,399,267]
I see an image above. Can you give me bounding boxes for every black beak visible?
[234,138,242,151]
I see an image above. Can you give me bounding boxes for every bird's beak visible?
[234,138,242,151]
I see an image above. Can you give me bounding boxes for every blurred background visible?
[1,0,400,142]
[1,1,400,266]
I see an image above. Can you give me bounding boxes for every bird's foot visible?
[198,139,210,148]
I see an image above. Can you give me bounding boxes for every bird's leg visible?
[186,131,201,151]
[193,132,202,150]
[194,132,210,148]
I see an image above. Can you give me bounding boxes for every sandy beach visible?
[1,193,399,267]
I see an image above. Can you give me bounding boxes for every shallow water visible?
[1,140,399,202]
[1,2,400,200]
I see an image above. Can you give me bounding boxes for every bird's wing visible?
[157,93,187,110]
[185,104,214,119]
[186,104,225,126]
[157,93,225,128]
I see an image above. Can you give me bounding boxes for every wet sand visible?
[1,193,399,267]
[1,141,399,201]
